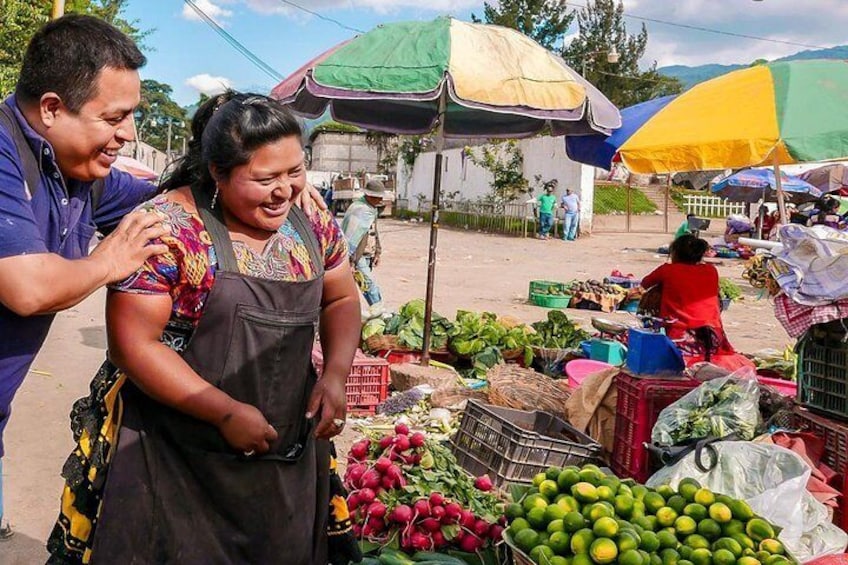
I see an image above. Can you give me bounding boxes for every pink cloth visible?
[769,432,842,508]
[773,292,848,338]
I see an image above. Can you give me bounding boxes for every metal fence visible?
[399,199,549,238]
[684,194,746,218]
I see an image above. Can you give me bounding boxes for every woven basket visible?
[363,334,450,355]
[501,347,525,361]
[430,385,489,409]
[363,334,403,353]
[487,364,572,418]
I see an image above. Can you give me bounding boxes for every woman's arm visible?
[307,262,361,439]
[107,290,278,453]
[640,264,666,289]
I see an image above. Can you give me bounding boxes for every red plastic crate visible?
[312,346,390,415]
[611,372,700,483]
[791,406,848,531]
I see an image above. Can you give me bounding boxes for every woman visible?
[48,93,361,564]
[641,235,752,371]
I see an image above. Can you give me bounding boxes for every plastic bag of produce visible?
[647,441,848,562]
[651,368,761,446]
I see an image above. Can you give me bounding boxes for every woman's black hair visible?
[160,92,303,193]
[670,234,709,264]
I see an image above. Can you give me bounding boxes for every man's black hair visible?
[16,14,146,113]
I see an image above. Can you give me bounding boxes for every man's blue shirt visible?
[0,95,156,454]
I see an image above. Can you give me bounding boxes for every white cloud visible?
[612,0,848,67]
[186,74,234,95]
[182,0,235,26]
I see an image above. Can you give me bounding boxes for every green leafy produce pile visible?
[505,463,795,565]
[719,278,743,302]
[531,310,590,350]
[362,299,454,351]
[447,311,538,377]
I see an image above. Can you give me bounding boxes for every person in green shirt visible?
[537,182,557,239]
[675,213,696,239]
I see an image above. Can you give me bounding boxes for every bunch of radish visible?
[343,424,505,554]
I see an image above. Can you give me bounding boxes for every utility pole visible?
[52,0,65,19]
[166,119,172,159]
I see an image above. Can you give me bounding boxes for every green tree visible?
[562,0,682,107]
[471,0,574,51]
[466,140,529,203]
[0,0,152,96]
[136,80,190,154]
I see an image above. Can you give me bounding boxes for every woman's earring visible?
[211,185,219,209]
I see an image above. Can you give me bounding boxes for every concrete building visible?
[308,131,381,173]
[396,136,595,232]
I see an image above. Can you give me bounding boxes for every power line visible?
[567,1,831,51]
[276,0,365,34]
[182,0,283,82]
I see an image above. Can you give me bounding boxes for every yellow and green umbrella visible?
[271,16,620,137]
[615,60,848,174]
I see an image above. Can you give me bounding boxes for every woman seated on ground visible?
[641,234,753,372]
[48,93,362,564]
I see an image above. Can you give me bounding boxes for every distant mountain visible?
[659,45,848,88]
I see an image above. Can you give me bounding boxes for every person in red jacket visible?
[641,235,753,371]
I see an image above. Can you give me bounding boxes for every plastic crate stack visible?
[611,372,700,483]
[797,320,848,421]
[451,400,602,489]
[312,346,389,415]
[795,319,848,530]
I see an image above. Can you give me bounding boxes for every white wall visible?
[396,136,595,231]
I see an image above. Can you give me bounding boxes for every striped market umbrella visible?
[271,17,620,138]
[272,16,619,363]
[571,60,848,224]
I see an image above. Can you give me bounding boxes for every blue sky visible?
[123,0,848,107]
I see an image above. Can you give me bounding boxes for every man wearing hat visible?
[342,179,386,316]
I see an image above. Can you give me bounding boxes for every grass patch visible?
[593,185,657,215]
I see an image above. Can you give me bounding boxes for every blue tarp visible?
[565,95,676,170]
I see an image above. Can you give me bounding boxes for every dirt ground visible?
[2,219,789,563]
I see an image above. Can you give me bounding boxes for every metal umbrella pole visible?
[420,89,447,366]
[773,153,788,225]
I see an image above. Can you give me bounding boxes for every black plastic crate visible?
[450,400,602,488]
[798,320,848,421]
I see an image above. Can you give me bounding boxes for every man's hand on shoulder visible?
[292,182,328,216]
[90,209,170,283]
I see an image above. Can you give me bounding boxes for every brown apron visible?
[90,185,329,565]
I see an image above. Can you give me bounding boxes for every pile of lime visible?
[504,464,794,565]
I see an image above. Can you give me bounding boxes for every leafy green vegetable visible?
[362,318,386,340]
[531,310,589,349]
[363,299,453,352]
[719,277,743,301]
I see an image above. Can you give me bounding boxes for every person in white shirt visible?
[560,188,581,241]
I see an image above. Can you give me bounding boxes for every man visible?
[342,180,385,315]
[560,187,581,241]
[0,15,326,538]
[536,182,556,239]
[0,15,168,539]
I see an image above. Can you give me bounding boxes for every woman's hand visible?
[292,182,328,215]
[306,375,347,440]
[217,400,279,454]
